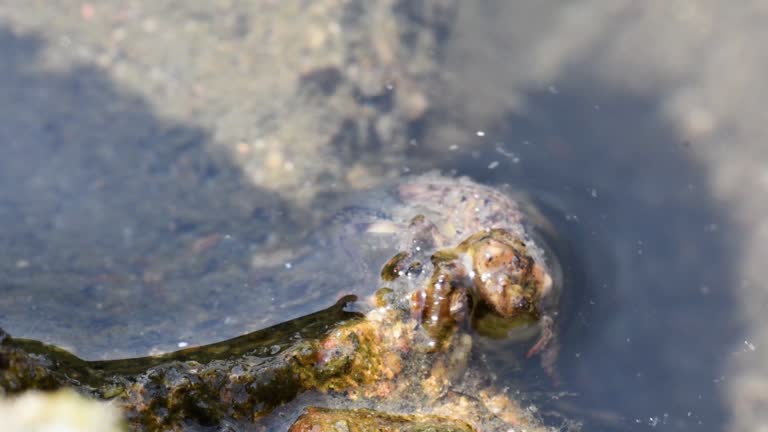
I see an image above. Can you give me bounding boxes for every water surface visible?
[0,5,747,431]
[447,85,740,430]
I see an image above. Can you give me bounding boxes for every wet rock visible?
[0,298,373,430]
[0,175,562,431]
[289,407,476,432]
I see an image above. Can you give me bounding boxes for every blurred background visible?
[0,1,766,430]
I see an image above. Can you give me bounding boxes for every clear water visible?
[0,9,742,432]
[447,86,740,430]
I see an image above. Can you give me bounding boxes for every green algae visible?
[0,296,375,429]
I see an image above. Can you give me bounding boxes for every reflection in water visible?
[447,85,740,430]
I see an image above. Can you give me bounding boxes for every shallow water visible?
[0,27,322,360]
[445,87,740,430]
[0,2,751,431]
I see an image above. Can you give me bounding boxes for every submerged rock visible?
[1,298,369,428]
[0,175,565,431]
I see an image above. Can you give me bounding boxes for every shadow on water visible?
[446,80,742,430]
[0,28,306,360]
